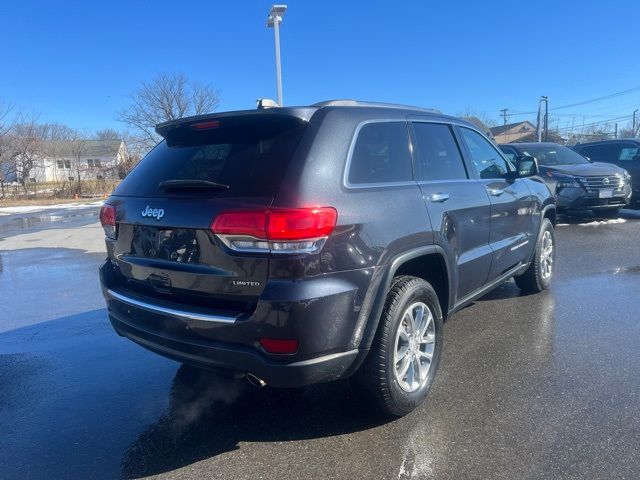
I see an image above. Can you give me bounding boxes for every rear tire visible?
[515,218,555,293]
[353,276,443,417]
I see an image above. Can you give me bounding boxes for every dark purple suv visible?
[100,100,556,416]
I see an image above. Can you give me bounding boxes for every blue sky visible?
[2,0,640,132]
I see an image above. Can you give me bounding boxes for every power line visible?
[505,86,640,117]
[550,86,640,111]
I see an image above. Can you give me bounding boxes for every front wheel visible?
[515,218,555,293]
[353,276,443,417]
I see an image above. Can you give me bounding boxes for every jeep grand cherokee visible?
[99,100,556,416]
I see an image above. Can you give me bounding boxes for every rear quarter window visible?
[347,121,412,185]
[113,115,307,198]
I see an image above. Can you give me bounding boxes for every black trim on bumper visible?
[109,311,359,388]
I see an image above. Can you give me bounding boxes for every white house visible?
[28,140,127,183]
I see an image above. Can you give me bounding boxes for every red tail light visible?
[268,208,337,240]
[211,207,337,253]
[99,204,117,239]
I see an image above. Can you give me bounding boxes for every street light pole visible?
[633,109,638,137]
[267,5,287,106]
[542,96,549,142]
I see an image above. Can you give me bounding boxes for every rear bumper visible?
[100,261,374,387]
[108,310,358,387]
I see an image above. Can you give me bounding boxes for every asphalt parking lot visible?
[1,205,640,480]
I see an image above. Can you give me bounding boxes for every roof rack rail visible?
[311,99,441,114]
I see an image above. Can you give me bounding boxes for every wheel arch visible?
[357,246,452,355]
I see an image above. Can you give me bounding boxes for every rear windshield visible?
[113,115,307,197]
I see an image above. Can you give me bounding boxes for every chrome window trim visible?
[343,119,416,189]
[107,288,238,324]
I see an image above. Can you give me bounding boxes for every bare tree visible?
[95,128,121,141]
[117,72,220,150]
[0,99,17,198]
[457,107,498,128]
[10,112,47,194]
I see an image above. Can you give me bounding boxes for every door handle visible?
[428,193,450,203]
[486,188,504,197]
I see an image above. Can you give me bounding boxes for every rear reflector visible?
[99,204,117,239]
[259,338,299,354]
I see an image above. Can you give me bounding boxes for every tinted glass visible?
[576,143,619,162]
[113,115,307,197]
[348,122,412,184]
[499,146,518,161]
[411,123,468,181]
[618,144,640,161]
[460,128,512,179]
[518,145,589,165]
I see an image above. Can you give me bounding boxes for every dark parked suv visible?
[500,142,632,215]
[99,100,556,416]
[572,139,640,207]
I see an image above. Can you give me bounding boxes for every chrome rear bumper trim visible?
[107,289,238,324]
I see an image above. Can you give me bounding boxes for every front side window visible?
[348,122,412,185]
[411,123,468,181]
[460,128,512,179]
[499,146,518,162]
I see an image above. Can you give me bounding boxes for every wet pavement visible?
[1,206,640,479]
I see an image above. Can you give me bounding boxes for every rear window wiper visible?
[158,179,230,191]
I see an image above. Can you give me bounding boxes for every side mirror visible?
[515,155,539,177]
[633,154,640,162]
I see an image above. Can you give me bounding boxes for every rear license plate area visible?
[131,226,200,263]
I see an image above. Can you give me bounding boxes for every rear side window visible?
[113,115,307,197]
[347,122,412,185]
[411,123,468,181]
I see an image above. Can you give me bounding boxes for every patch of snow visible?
[579,218,626,226]
[0,200,103,215]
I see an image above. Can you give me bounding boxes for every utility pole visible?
[500,108,509,125]
[633,109,638,138]
[540,96,549,142]
[615,123,618,139]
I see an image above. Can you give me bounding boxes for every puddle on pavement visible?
[611,265,640,275]
[0,212,98,237]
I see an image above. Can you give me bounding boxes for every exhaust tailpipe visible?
[245,373,267,388]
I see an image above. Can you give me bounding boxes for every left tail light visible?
[211,207,337,254]
[99,204,117,239]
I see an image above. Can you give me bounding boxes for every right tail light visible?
[211,207,337,254]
